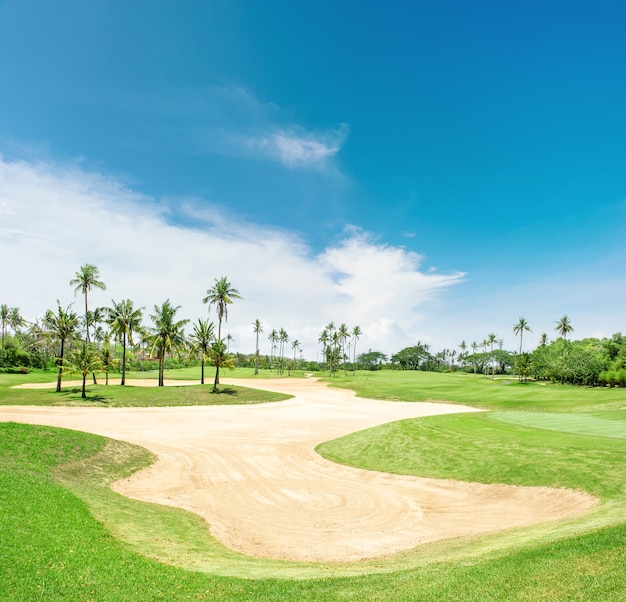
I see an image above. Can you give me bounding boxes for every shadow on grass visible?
[57,388,111,404]
[211,387,237,396]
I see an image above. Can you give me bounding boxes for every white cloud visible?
[247,124,349,169]
[0,156,462,358]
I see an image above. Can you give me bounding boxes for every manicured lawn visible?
[321,369,626,412]
[0,370,291,406]
[1,369,626,600]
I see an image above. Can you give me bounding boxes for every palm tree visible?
[539,333,549,347]
[458,340,467,370]
[226,333,234,352]
[555,315,574,384]
[252,319,263,375]
[555,315,573,351]
[44,302,81,392]
[513,317,532,382]
[107,299,144,385]
[338,323,350,374]
[8,307,26,334]
[149,300,189,387]
[0,304,9,365]
[203,277,242,388]
[70,264,106,343]
[351,326,362,374]
[487,333,498,379]
[471,341,478,374]
[268,329,278,372]
[68,343,102,399]
[513,317,532,355]
[318,329,329,370]
[278,328,289,375]
[190,318,215,384]
[291,339,301,374]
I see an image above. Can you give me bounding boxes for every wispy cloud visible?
[245,123,349,169]
[0,156,461,356]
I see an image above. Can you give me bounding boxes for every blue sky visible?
[1,0,624,357]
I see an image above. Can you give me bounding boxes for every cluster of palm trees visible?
[318,322,362,375]
[263,326,301,375]
[39,266,244,395]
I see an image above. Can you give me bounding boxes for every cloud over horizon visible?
[0,155,463,357]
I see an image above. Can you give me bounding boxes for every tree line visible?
[1,264,364,393]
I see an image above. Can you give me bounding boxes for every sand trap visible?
[1,377,596,562]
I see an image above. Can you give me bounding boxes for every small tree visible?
[148,300,189,387]
[44,302,81,392]
[67,342,103,398]
[190,318,215,384]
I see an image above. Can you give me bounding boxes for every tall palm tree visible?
[351,325,362,374]
[555,315,573,384]
[278,328,289,375]
[8,307,26,334]
[190,318,215,384]
[252,319,263,375]
[513,317,532,381]
[338,323,350,374]
[70,264,106,343]
[0,304,9,365]
[226,333,234,352]
[148,300,189,387]
[318,329,329,370]
[555,315,573,352]
[106,299,144,385]
[487,333,498,379]
[44,302,81,392]
[203,277,242,387]
[471,341,478,374]
[203,277,242,342]
[513,317,532,355]
[268,329,278,372]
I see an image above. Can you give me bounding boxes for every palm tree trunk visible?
[56,340,64,392]
[121,333,127,386]
[82,374,87,398]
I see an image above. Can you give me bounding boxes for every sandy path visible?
[1,378,596,562]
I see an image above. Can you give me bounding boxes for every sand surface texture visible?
[2,377,596,562]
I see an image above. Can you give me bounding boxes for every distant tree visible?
[555,315,574,353]
[252,319,263,375]
[487,333,498,378]
[107,299,144,385]
[471,341,478,374]
[351,325,362,374]
[203,277,242,390]
[268,329,278,371]
[44,302,81,392]
[513,317,532,355]
[149,300,189,387]
[338,323,350,374]
[70,264,106,343]
[358,350,387,371]
[278,328,289,375]
[190,318,215,385]
[291,339,301,374]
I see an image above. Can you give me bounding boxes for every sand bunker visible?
[1,377,596,562]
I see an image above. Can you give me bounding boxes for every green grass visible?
[2,369,626,600]
[0,370,291,407]
[321,369,626,412]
